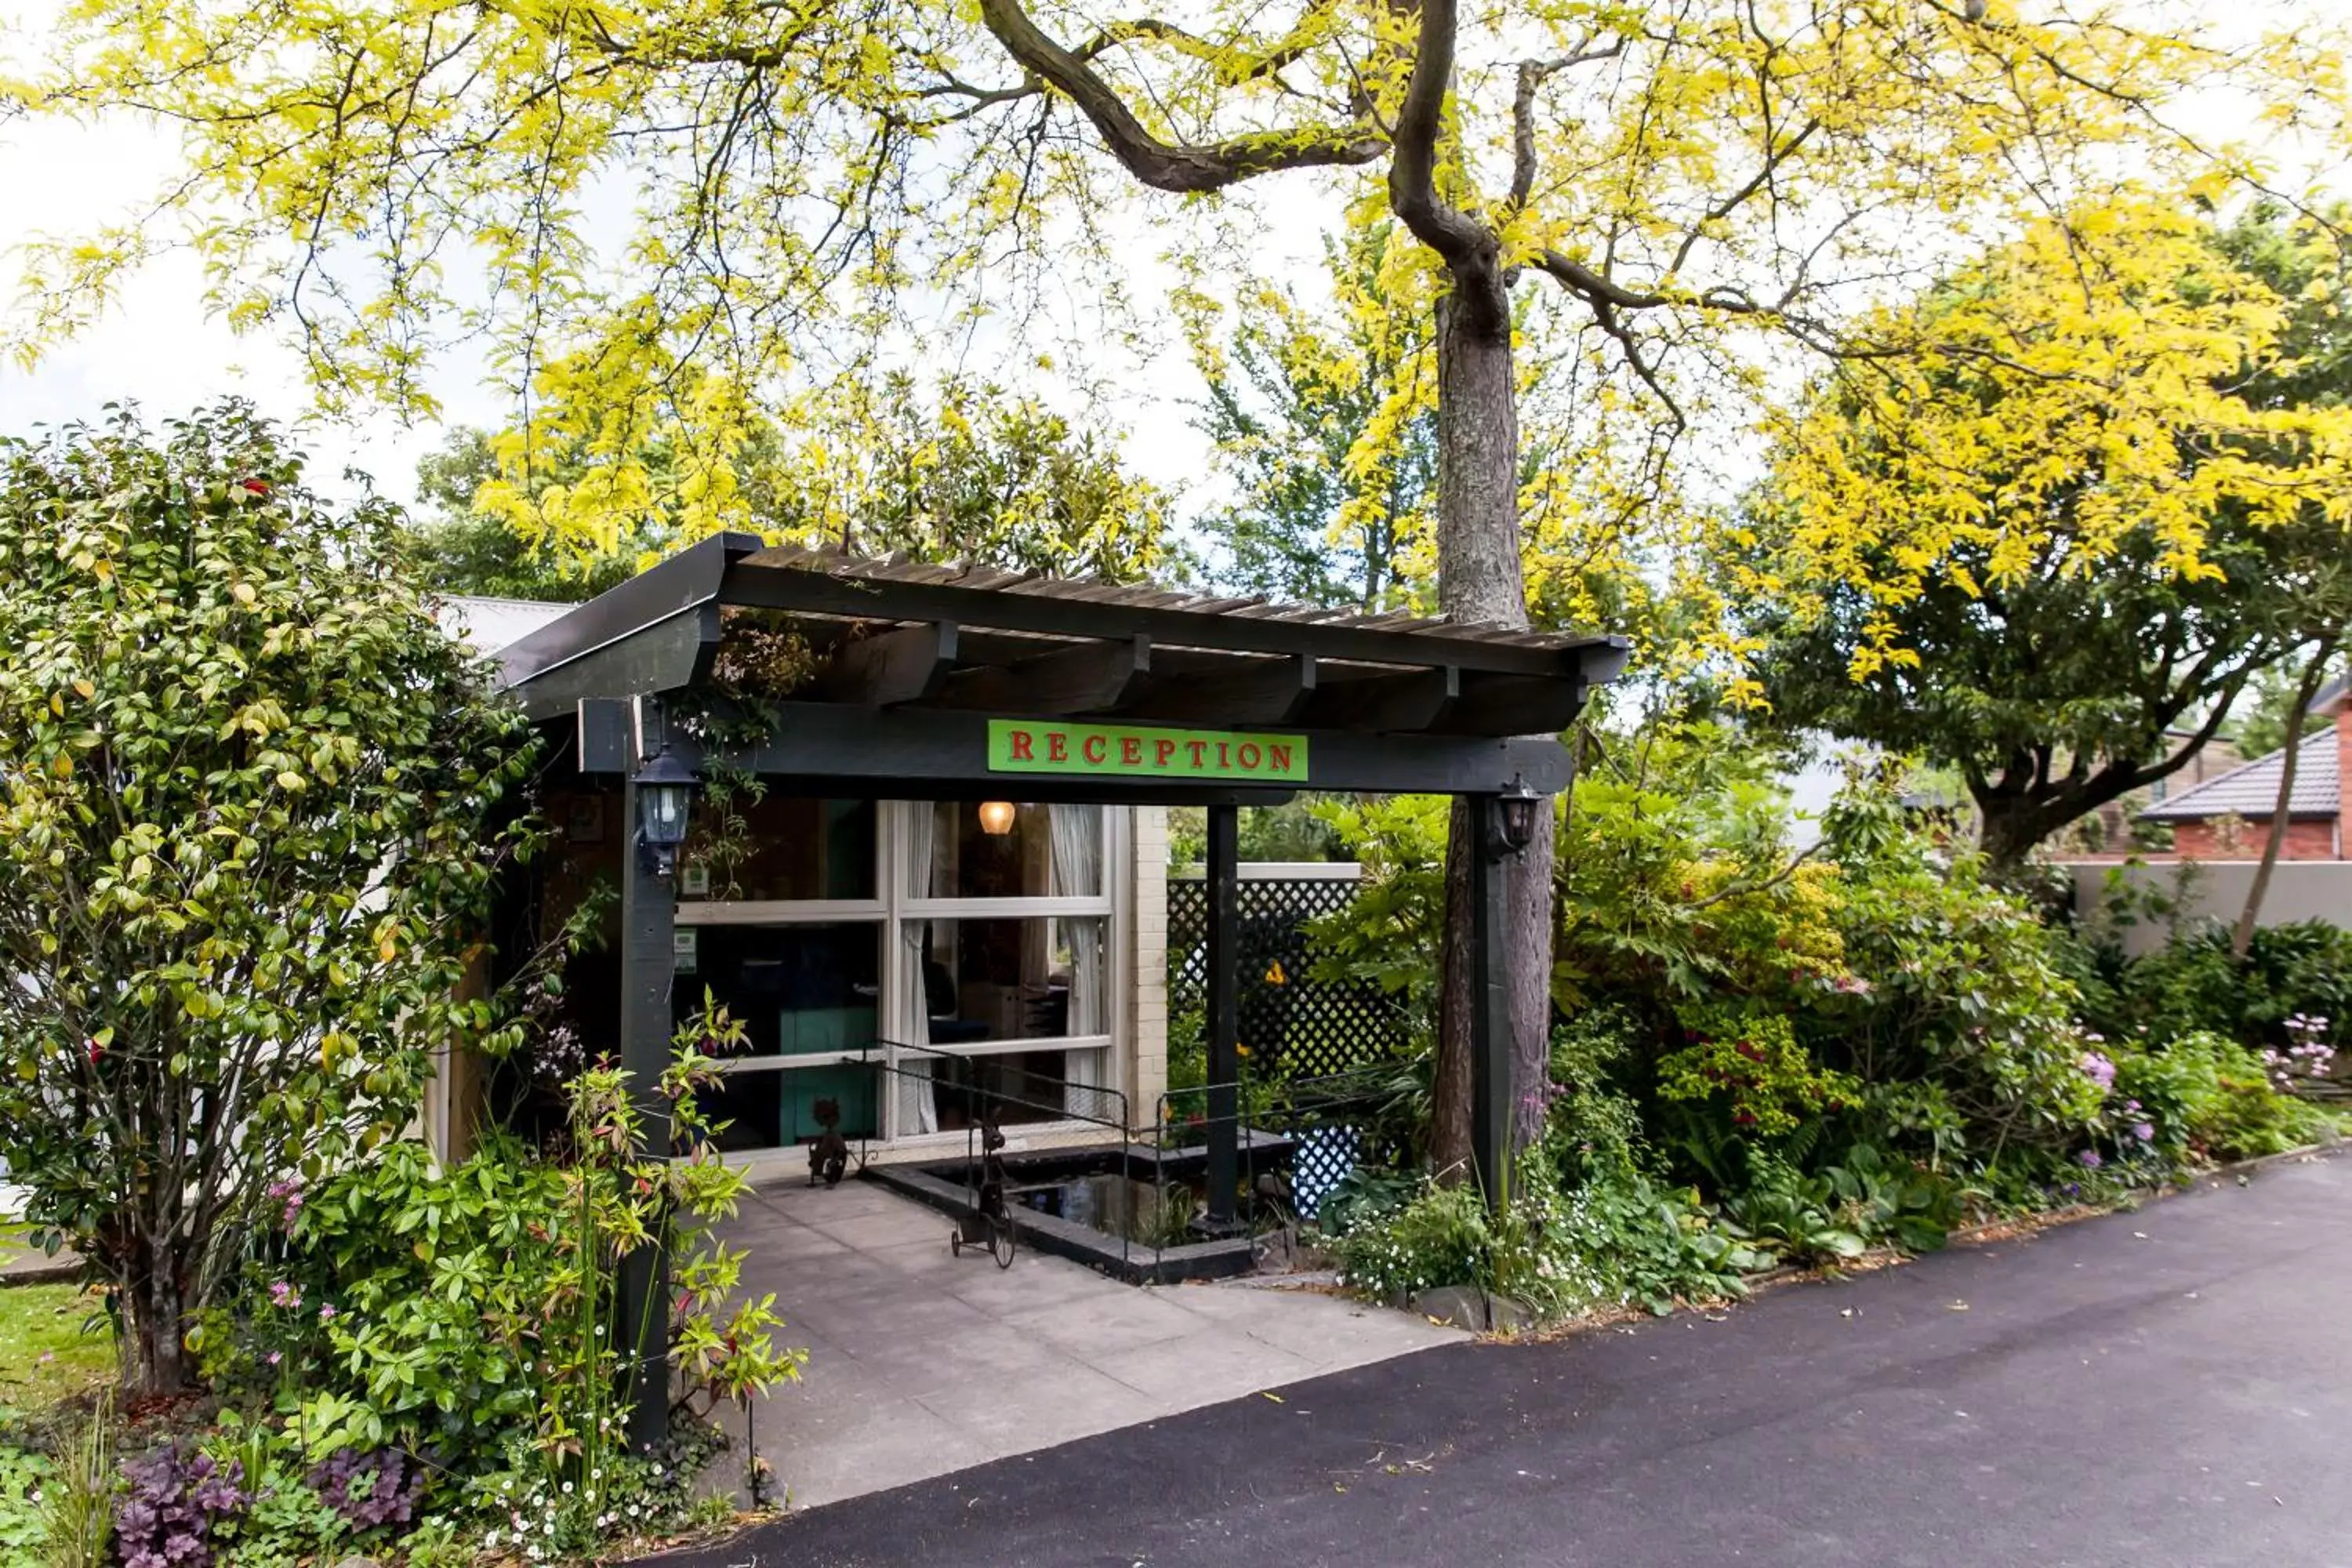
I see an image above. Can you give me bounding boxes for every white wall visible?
[2069,860,2352,956]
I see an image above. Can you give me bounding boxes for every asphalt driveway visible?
[648,1149,2352,1568]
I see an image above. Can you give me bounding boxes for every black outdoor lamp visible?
[1492,775,1541,858]
[632,746,700,878]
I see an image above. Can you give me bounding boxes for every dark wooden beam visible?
[611,701,1573,795]
[616,764,677,1446]
[934,633,1152,715]
[512,608,720,721]
[1298,666,1458,733]
[497,531,760,688]
[1203,804,1242,1233]
[1469,794,1512,1210]
[577,699,635,773]
[815,620,960,706]
[722,556,1618,681]
[1432,671,1590,738]
[1120,653,1317,725]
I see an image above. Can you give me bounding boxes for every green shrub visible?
[2111,1030,2339,1165]
[1333,1158,1767,1321]
[2080,920,2352,1054]
[193,1001,800,1553]
[1658,1008,1861,1138]
[0,1446,50,1563]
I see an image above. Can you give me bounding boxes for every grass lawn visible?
[0,1285,115,1417]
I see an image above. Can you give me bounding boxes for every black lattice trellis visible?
[1167,874,1403,1078]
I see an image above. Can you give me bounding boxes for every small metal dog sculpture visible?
[808,1098,850,1188]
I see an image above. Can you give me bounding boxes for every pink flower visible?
[268,1281,301,1311]
[318,1303,337,1322]
[267,1351,282,1367]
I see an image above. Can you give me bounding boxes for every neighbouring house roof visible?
[436,594,576,657]
[2310,674,2350,715]
[2138,728,2339,822]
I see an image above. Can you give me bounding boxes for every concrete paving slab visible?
[1076,1329,1324,1403]
[726,1173,1460,1509]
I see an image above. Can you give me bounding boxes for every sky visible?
[0,0,2341,518]
[0,97,510,506]
[0,0,1289,514]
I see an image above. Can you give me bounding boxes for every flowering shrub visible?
[181,1000,799,1566]
[2262,1014,2336,1094]
[2109,1031,2338,1167]
[1657,1010,1861,1137]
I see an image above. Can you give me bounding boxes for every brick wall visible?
[2172,818,2339,861]
[2338,691,2352,844]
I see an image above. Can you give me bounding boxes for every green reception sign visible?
[987,720,1308,783]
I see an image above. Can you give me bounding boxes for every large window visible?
[895,803,1112,1134]
[677,799,1120,1151]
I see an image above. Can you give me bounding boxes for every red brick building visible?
[2137,678,2350,859]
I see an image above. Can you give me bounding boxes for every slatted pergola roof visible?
[499,533,1630,754]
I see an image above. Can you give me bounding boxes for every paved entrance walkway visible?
[726,1173,1460,1508]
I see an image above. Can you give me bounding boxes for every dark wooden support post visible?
[619,766,677,1450]
[1469,794,1512,1208]
[1204,803,1242,1232]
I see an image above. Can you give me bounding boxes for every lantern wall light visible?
[1490,775,1541,859]
[632,746,700,878]
[977,800,1018,837]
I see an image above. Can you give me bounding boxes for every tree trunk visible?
[2235,641,2336,960]
[1428,263,1550,1182]
[1973,800,2046,878]
[120,1229,192,1397]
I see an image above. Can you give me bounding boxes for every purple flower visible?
[2132,1122,2155,1143]
[2077,1149,2103,1169]
[2078,1052,2116,1091]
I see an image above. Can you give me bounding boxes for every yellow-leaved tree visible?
[1726,198,2352,866]
[12,0,2350,1169]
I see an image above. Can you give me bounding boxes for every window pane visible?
[688,796,874,901]
[677,923,880,1062]
[699,1067,880,1152]
[921,802,1102,899]
[922,1048,1109,1131]
[909,916,1107,1043]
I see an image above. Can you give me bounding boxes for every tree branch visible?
[975,0,1385,194]
[1385,0,1489,270]
[1508,38,1624,212]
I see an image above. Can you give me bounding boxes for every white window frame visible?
[685,798,1133,1153]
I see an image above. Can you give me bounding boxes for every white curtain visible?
[897,804,938,1135]
[1050,805,1105,1036]
[1050,806,1107,1114]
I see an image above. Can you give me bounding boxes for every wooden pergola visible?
[493,532,1628,1437]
